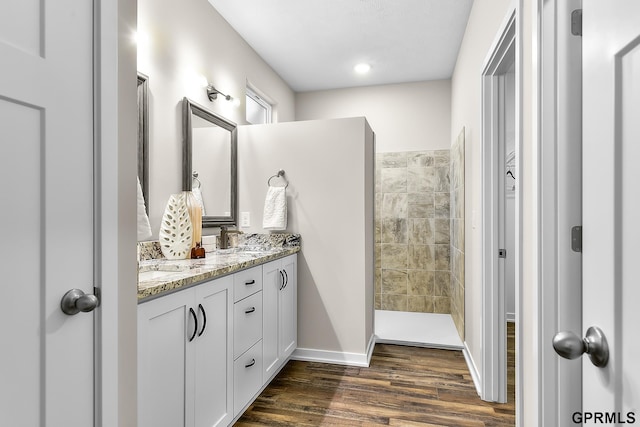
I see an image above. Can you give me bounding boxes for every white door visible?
[0,0,95,425]
[582,0,640,418]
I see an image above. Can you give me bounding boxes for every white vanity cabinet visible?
[138,276,233,427]
[262,254,297,382]
[138,252,298,426]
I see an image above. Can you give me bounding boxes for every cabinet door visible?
[138,290,195,427]
[279,255,297,358]
[194,277,233,427]
[262,259,282,380]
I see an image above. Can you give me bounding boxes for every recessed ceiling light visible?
[354,63,371,74]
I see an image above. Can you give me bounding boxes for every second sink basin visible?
[138,270,181,282]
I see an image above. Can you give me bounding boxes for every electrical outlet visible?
[240,212,250,227]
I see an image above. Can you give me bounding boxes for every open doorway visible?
[480,8,518,407]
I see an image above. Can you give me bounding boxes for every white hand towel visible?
[192,186,206,216]
[262,186,287,230]
[137,177,153,240]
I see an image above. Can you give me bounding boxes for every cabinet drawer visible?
[234,291,263,358]
[234,266,263,302]
[233,340,263,417]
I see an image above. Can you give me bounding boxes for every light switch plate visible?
[240,212,250,227]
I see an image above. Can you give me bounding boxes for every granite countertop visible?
[138,245,300,301]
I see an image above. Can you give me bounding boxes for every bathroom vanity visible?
[137,239,299,427]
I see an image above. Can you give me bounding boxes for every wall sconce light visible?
[206,85,233,102]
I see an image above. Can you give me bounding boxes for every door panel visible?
[262,260,281,379]
[619,42,640,417]
[583,0,640,414]
[138,292,193,427]
[0,100,43,427]
[0,0,94,425]
[195,278,233,427]
[280,256,297,357]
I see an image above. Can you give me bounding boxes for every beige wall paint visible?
[449,0,513,382]
[452,0,540,421]
[137,0,295,238]
[296,80,451,152]
[238,118,375,356]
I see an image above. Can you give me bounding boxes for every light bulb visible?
[354,63,371,74]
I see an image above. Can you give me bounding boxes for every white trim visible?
[480,5,518,404]
[94,0,138,425]
[292,334,376,367]
[507,313,516,323]
[365,333,376,365]
[463,341,482,396]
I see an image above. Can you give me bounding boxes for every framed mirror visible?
[182,97,237,227]
[137,73,149,214]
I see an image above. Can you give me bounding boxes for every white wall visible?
[238,118,375,358]
[449,0,513,383]
[295,80,451,152]
[137,0,295,238]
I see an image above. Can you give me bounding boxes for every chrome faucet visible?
[219,226,243,249]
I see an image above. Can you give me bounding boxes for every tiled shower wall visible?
[375,150,451,313]
[450,129,465,339]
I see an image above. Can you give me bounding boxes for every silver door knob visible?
[552,326,609,367]
[61,288,99,315]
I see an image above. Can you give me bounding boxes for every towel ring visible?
[267,169,288,188]
[192,171,202,189]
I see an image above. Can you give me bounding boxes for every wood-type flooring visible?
[236,330,516,426]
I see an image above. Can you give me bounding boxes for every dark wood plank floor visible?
[236,335,516,426]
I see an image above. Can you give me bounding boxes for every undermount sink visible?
[138,270,181,282]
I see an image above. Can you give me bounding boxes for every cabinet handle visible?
[283,269,289,289]
[279,270,285,290]
[188,307,198,342]
[245,307,256,314]
[197,303,207,337]
[245,279,255,285]
[245,358,256,368]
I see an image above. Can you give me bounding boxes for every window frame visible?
[246,86,272,125]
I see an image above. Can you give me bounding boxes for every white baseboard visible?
[463,341,482,396]
[507,312,516,323]
[292,334,376,367]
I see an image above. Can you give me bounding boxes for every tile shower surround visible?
[375,150,451,314]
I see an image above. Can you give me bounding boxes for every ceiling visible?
[207,0,474,92]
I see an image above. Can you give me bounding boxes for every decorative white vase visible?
[159,192,193,260]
